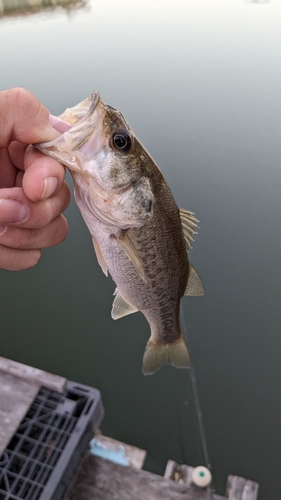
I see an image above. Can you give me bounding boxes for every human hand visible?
[0,87,70,270]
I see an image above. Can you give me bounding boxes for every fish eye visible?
[111,130,132,153]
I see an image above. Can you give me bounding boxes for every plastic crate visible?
[0,381,104,500]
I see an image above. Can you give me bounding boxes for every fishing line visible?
[180,305,214,497]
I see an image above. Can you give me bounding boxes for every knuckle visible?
[43,216,69,248]
[39,209,52,228]
[12,88,41,120]
[28,249,41,268]
[55,216,69,244]
[31,202,53,229]
[0,226,35,249]
[0,245,41,271]
[25,181,71,230]
[61,182,71,211]
[7,87,27,103]
[17,249,41,270]
[44,183,71,226]
[16,228,34,249]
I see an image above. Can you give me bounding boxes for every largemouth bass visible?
[37,91,204,375]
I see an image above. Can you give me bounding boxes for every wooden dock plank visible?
[66,453,226,500]
[0,356,66,393]
[0,357,67,456]
[0,370,39,455]
[226,475,259,500]
[164,459,194,485]
[0,357,260,500]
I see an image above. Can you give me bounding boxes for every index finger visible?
[0,88,60,148]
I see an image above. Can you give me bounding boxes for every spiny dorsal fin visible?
[185,262,204,296]
[179,208,200,251]
[111,289,138,320]
[115,231,147,283]
[142,335,190,375]
[92,237,108,277]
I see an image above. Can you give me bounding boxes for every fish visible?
[37,91,204,375]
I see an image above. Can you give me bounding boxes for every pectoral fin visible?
[111,289,138,320]
[92,237,108,277]
[179,208,200,251]
[185,263,204,296]
[115,231,147,283]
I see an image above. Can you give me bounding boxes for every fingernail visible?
[0,226,6,235]
[0,199,28,224]
[41,177,58,200]
[49,114,71,134]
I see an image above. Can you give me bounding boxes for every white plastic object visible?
[191,466,212,487]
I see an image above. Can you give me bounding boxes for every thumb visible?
[0,88,60,148]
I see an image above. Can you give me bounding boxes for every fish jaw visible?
[36,91,104,173]
[36,91,155,230]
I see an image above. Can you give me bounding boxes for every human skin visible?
[0,87,70,270]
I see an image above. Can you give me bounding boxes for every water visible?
[1,0,281,497]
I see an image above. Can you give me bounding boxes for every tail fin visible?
[142,334,190,375]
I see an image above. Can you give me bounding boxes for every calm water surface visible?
[1,1,281,498]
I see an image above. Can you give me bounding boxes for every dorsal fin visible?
[111,289,138,320]
[185,263,204,296]
[179,208,200,251]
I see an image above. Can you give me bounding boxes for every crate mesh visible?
[0,384,100,500]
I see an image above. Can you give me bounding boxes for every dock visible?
[67,452,222,500]
[66,438,258,500]
[0,357,259,500]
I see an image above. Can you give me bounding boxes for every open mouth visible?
[36,91,102,151]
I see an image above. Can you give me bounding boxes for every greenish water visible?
[1,1,281,498]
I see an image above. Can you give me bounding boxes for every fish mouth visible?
[84,90,100,118]
[36,90,103,153]
[60,90,101,130]
[61,90,101,125]
[90,90,100,105]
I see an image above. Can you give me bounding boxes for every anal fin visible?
[185,262,204,296]
[111,289,138,320]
